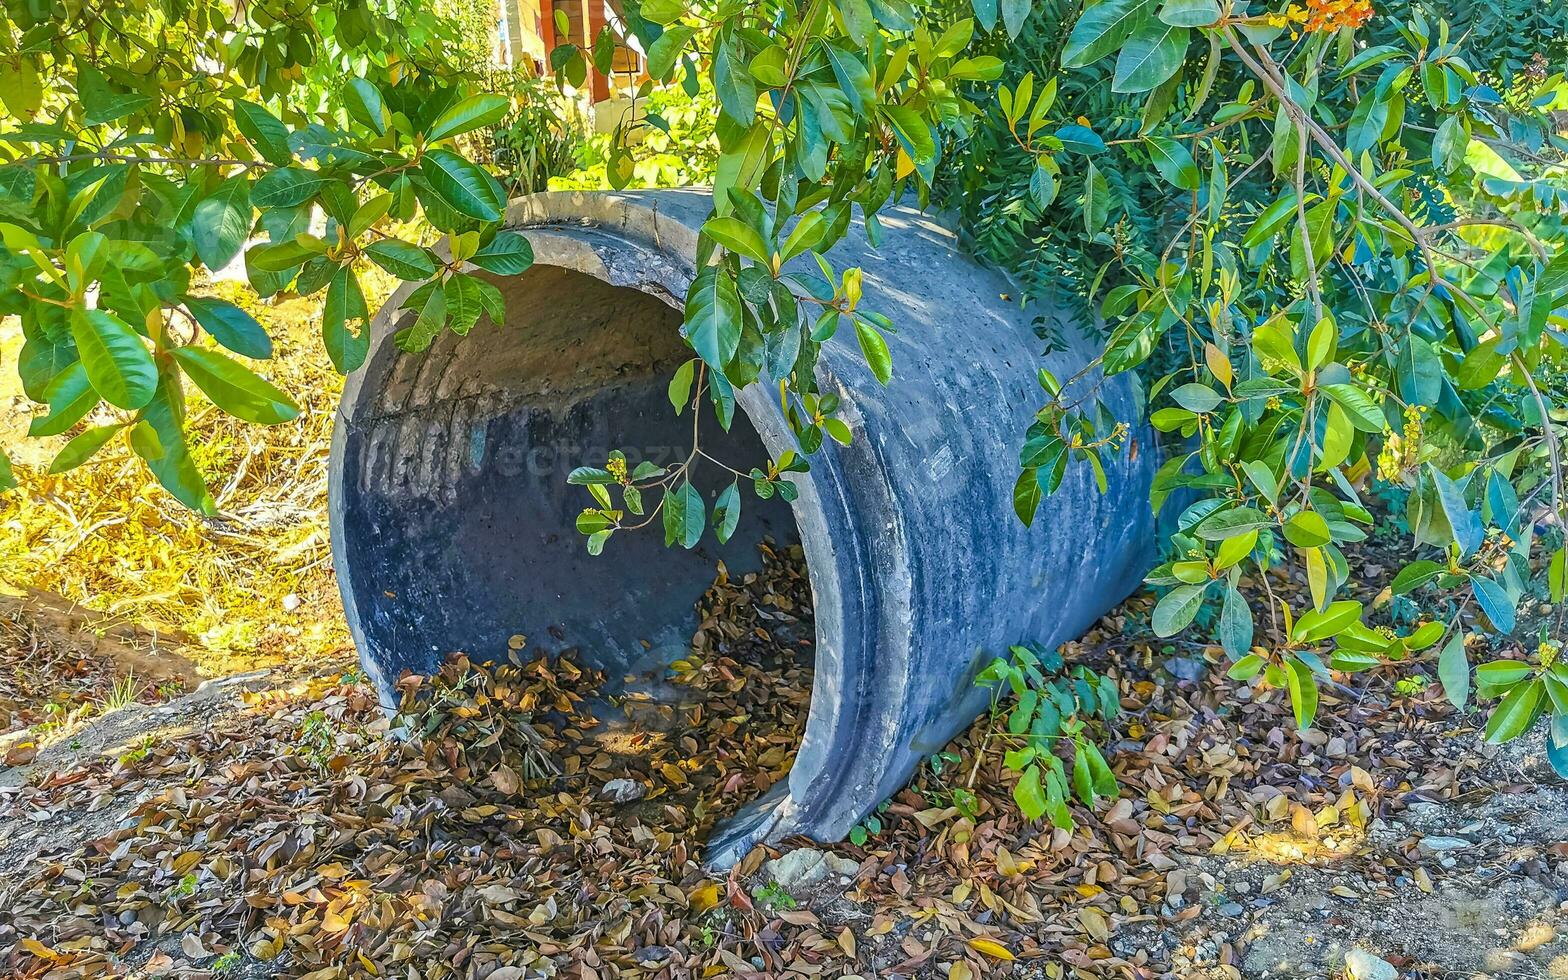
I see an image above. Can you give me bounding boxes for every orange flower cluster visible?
[1304,0,1373,31]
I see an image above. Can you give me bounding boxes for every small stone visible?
[1218,902,1244,916]
[599,778,645,803]
[1418,835,1469,852]
[763,848,837,890]
[1344,948,1397,980]
[282,593,302,612]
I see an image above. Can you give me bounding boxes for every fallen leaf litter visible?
[1,541,1563,979]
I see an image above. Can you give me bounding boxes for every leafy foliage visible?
[975,642,1120,828]
[0,0,540,508]
[947,0,1568,769]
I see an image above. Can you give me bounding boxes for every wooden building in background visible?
[495,0,645,104]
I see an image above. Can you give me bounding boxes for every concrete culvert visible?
[329,188,1156,866]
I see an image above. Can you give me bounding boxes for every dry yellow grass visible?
[0,277,394,677]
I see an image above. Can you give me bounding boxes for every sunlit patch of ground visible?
[0,278,392,679]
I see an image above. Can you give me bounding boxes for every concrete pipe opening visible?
[330,189,1157,866]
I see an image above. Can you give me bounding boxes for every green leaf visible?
[1157,0,1218,26]
[1195,506,1271,540]
[1013,468,1042,526]
[853,316,893,384]
[131,376,215,514]
[662,480,706,549]
[1285,658,1319,729]
[48,424,125,474]
[28,362,97,438]
[1485,678,1544,743]
[344,78,387,135]
[70,308,156,410]
[1284,510,1331,548]
[1438,631,1469,710]
[427,94,510,142]
[364,239,438,280]
[824,46,876,116]
[669,359,696,414]
[568,467,615,485]
[323,267,370,374]
[883,105,936,168]
[1391,559,1443,595]
[1144,135,1199,189]
[1217,587,1254,660]
[713,38,757,126]
[1306,315,1337,370]
[1241,191,1306,248]
[1550,547,1566,603]
[971,0,998,31]
[234,100,292,165]
[182,297,272,360]
[0,447,14,492]
[647,25,696,79]
[1318,403,1352,471]
[470,232,534,275]
[193,177,252,270]
[1476,660,1533,697]
[1168,383,1218,413]
[1013,764,1047,821]
[682,267,743,370]
[1321,383,1383,432]
[251,167,331,209]
[713,481,741,543]
[1063,0,1157,68]
[419,149,504,221]
[1472,576,1516,633]
[703,216,771,263]
[1001,0,1031,38]
[1112,24,1188,94]
[169,346,300,424]
[1152,582,1205,636]
[1291,599,1361,643]
[1338,44,1406,76]
[77,65,152,125]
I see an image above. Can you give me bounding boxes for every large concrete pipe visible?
[328,189,1155,865]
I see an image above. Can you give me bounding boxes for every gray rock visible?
[1417,835,1469,852]
[599,778,645,803]
[762,847,860,890]
[1344,948,1397,980]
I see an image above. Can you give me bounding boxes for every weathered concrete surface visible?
[328,189,1156,864]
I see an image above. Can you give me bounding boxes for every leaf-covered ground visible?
[1,539,1564,980]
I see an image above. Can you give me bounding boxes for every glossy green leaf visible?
[1113,24,1188,94]
[1062,0,1157,68]
[1438,631,1469,710]
[662,480,706,549]
[183,296,273,360]
[853,316,893,384]
[712,481,741,543]
[193,177,252,270]
[365,239,438,280]
[470,232,534,275]
[69,308,156,410]
[427,94,510,142]
[419,149,504,221]
[1485,678,1544,743]
[48,423,125,474]
[170,346,301,424]
[28,362,97,438]
[1152,582,1205,636]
